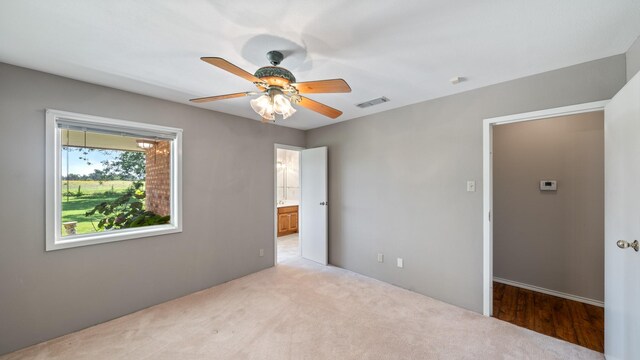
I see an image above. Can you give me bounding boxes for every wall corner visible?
[626,35,640,82]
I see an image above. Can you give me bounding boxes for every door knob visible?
[319,202,328,206]
[617,240,639,252]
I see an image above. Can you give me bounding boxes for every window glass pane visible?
[59,129,171,237]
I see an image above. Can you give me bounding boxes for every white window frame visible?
[45,109,183,251]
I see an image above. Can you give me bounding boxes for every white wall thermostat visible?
[540,180,557,191]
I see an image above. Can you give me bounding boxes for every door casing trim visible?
[482,100,609,316]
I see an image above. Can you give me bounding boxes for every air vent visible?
[356,96,390,109]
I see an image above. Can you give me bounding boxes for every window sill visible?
[46,224,182,251]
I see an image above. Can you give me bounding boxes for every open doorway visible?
[274,145,303,263]
[483,101,607,352]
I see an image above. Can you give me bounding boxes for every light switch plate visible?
[467,180,476,192]
[377,253,384,263]
[397,258,404,268]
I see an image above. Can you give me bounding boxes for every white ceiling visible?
[1,1,639,130]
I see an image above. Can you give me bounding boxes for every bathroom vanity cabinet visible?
[277,205,298,237]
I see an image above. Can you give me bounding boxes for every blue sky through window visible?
[61,147,120,176]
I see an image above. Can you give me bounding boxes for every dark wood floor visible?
[493,282,604,353]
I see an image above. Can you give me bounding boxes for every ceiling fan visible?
[189,51,351,122]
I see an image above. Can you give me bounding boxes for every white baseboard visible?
[493,277,604,308]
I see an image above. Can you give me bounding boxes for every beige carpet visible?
[1,259,603,360]
[277,234,299,262]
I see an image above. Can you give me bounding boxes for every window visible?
[46,109,182,251]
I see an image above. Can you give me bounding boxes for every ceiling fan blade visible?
[297,96,343,119]
[201,57,262,83]
[190,92,254,103]
[291,79,351,94]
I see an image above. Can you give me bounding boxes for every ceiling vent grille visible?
[356,96,390,109]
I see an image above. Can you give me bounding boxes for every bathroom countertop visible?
[276,201,299,208]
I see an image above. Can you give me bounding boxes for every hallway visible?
[277,234,299,263]
[493,282,604,352]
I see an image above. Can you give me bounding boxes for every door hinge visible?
[488,211,491,221]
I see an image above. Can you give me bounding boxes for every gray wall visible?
[627,36,640,81]
[493,112,604,301]
[0,63,304,355]
[306,55,626,313]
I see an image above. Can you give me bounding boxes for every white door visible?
[300,147,328,265]
[604,72,640,360]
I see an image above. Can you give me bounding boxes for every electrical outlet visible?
[377,253,384,263]
[259,249,264,257]
[397,258,404,268]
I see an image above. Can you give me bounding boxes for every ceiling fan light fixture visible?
[250,94,274,119]
[280,104,297,119]
[250,94,270,112]
[272,93,287,113]
[273,93,296,119]
[274,96,296,119]
[262,109,276,121]
[250,89,296,120]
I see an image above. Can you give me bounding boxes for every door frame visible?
[274,143,305,265]
[481,100,609,316]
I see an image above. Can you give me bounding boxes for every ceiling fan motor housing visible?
[254,66,296,88]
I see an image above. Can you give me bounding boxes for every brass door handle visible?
[617,240,639,252]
